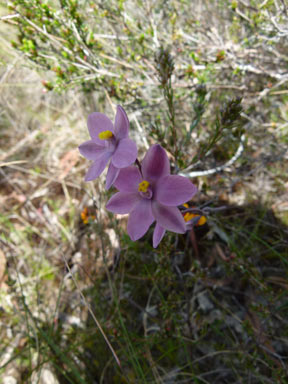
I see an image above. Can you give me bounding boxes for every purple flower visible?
[78,105,137,189]
[106,144,197,247]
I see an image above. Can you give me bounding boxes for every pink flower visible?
[78,105,137,189]
[106,144,197,247]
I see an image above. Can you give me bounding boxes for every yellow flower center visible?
[138,180,150,193]
[98,130,114,140]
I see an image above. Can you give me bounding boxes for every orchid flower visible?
[78,105,137,189]
[106,144,197,247]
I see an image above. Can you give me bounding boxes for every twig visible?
[0,13,20,21]
[143,286,163,383]
[60,251,121,368]
[0,160,27,167]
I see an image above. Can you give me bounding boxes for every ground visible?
[0,1,288,383]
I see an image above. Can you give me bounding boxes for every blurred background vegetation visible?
[0,0,288,383]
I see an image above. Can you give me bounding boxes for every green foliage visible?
[6,0,283,174]
[16,206,285,383]
[8,0,156,97]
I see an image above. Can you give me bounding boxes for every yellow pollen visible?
[184,212,207,226]
[98,130,113,140]
[138,180,150,193]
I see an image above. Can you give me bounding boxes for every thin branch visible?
[60,251,121,368]
[179,134,245,178]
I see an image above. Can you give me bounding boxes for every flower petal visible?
[153,223,166,248]
[87,112,114,145]
[127,199,154,241]
[112,138,137,168]
[106,192,140,214]
[151,202,186,233]
[114,105,129,139]
[114,166,142,192]
[106,162,120,190]
[78,140,106,160]
[155,175,198,206]
[84,152,111,181]
[142,144,170,182]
